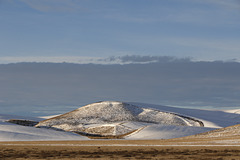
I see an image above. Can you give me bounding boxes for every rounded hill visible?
[36,101,203,132]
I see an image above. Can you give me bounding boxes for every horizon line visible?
[0,56,239,65]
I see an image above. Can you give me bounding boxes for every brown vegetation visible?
[6,119,38,126]
[1,136,240,160]
[1,123,240,159]
[0,144,240,159]
[74,128,138,139]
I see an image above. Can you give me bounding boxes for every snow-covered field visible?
[125,124,213,140]
[1,101,240,141]
[0,115,88,141]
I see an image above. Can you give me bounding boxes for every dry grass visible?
[1,135,240,159]
[6,119,38,126]
[74,128,139,139]
[0,144,240,159]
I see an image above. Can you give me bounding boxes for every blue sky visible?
[0,0,240,63]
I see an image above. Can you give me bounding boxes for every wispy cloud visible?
[103,0,240,27]
[0,55,238,65]
[20,0,84,12]
[162,37,240,61]
[197,0,240,10]
[16,0,240,27]
[167,1,240,26]
[0,56,192,65]
[0,56,102,64]
[118,33,240,61]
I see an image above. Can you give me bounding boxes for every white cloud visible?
[0,56,102,64]
[0,55,238,65]
[0,56,163,64]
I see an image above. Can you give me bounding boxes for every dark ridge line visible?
[6,119,39,127]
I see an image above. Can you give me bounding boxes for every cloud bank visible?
[0,55,192,65]
[0,57,240,116]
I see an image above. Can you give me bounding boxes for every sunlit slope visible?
[0,115,88,141]
[35,101,206,137]
[36,101,203,131]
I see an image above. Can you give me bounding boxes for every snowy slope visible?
[0,114,88,141]
[125,124,214,140]
[224,109,240,114]
[1,101,240,141]
[36,101,203,133]
[129,102,240,128]
[35,101,240,138]
[187,124,240,138]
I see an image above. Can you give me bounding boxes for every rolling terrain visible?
[36,101,205,137]
[1,101,240,141]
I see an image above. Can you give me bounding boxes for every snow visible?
[36,101,203,133]
[125,124,214,139]
[129,102,240,128]
[223,109,240,114]
[1,101,240,141]
[39,114,60,119]
[0,114,88,141]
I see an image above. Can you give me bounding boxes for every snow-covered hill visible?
[36,101,203,136]
[1,101,240,141]
[129,102,240,128]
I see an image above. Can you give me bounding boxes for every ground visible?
[1,137,240,159]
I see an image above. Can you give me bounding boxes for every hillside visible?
[0,114,88,141]
[1,101,240,141]
[187,124,240,139]
[36,101,204,136]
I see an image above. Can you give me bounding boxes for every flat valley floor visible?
[1,137,240,160]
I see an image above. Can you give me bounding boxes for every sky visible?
[0,0,240,116]
[0,0,240,63]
